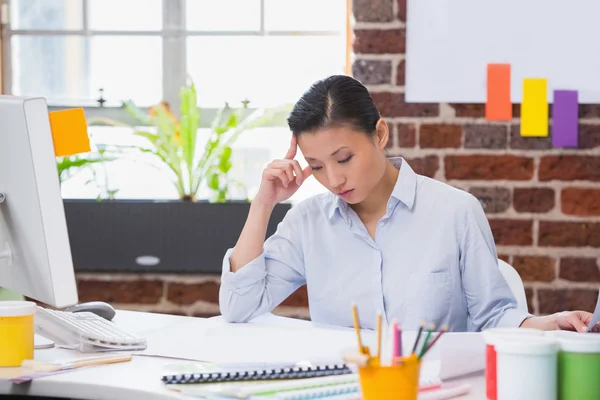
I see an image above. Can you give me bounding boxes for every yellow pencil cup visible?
[358,355,421,400]
[0,301,36,367]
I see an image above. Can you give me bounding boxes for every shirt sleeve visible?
[219,203,307,323]
[459,194,533,331]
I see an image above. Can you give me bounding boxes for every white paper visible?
[135,315,485,381]
[406,0,600,103]
[586,288,600,332]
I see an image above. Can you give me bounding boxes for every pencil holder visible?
[0,301,36,367]
[358,354,421,400]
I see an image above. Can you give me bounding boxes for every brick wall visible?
[78,0,599,319]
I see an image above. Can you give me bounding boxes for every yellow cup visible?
[358,354,421,400]
[0,301,36,367]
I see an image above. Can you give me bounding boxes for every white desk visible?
[0,310,485,399]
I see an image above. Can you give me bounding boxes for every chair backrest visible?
[498,259,528,312]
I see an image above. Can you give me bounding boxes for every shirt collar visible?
[328,156,417,222]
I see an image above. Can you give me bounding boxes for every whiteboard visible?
[405,0,600,103]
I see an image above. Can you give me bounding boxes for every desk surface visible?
[0,310,485,399]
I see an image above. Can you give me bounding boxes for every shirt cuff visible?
[496,307,534,329]
[221,247,267,292]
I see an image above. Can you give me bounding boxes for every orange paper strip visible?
[48,108,91,157]
[486,64,512,121]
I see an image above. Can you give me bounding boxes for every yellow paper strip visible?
[520,78,548,137]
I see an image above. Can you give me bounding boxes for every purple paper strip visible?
[552,90,578,148]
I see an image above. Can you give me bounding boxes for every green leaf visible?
[208,173,220,190]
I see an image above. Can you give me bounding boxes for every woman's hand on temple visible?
[253,135,312,208]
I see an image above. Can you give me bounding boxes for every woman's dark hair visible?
[287,75,381,136]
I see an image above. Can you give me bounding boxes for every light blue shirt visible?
[219,157,531,331]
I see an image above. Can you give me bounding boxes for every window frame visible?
[0,0,350,127]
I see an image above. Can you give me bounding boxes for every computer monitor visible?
[0,95,79,308]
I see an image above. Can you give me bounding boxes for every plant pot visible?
[62,199,292,273]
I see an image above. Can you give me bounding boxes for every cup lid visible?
[556,333,600,353]
[0,301,37,317]
[482,327,544,345]
[494,336,558,355]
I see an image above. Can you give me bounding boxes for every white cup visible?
[495,336,558,400]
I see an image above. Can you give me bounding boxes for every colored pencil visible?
[411,321,425,356]
[376,311,382,363]
[351,302,365,354]
[418,323,436,359]
[421,324,448,359]
[396,323,403,359]
[391,319,398,361]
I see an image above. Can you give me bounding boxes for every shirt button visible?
[380,222,385,227]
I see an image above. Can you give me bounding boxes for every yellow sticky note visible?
[521,78,548,137]
[49,108,91,157]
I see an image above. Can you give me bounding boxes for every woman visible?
[219,75,596,333]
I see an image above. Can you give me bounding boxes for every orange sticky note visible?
[486,64,512,120]
[48,108,91,157]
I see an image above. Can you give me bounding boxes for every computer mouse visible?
[65,301,116,321]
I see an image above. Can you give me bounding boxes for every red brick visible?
[510,124,552,150]
[469,187,511,213]
[396,123,416,147]
[562,188,600,216]
[166,281,219,305]
[525,288,535,314]
[560,258,600,282]
[512,256,556,282]
[579,105,600,118]
[352,60,392,85]
[579,124,600,149]
[370,92,439,118]
[464,125,507,149]
[498,254,511,263]
[450,104,485,118]
[192,311,221,318]
[489,219,533,246]
[538,289,598,314]
[353,0,394,22]
[397,0,406,21]
[396,60,405,86]
[539,222,600,247]
[445,155,534,180]
[76,279,163,304]
[353,29,405,54]
[539,156,600,182]
[406,155,439,178]
[513,188,555,213]
[419,124,462,148]
[280,285,309,307]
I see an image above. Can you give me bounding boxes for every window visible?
[1,0,348,201]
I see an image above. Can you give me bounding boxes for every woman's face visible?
[297,121,390,204]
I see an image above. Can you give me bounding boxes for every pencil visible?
[411,321,425,356]
[397,323,403,359]
[421,324,448,359]
[351,302,365,354]
[376,311,382,363]
[418,323,436,359]
[391,319,398,361]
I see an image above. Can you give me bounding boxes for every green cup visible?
[557,332,600,400]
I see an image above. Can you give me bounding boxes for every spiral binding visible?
[161,363,352,384]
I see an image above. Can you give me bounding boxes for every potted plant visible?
[62,80,292,274]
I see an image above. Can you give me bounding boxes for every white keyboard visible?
[35,306,147,352]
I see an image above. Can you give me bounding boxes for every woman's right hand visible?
[254,135,312,208]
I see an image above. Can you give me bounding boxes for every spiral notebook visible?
[161,363,353,385]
